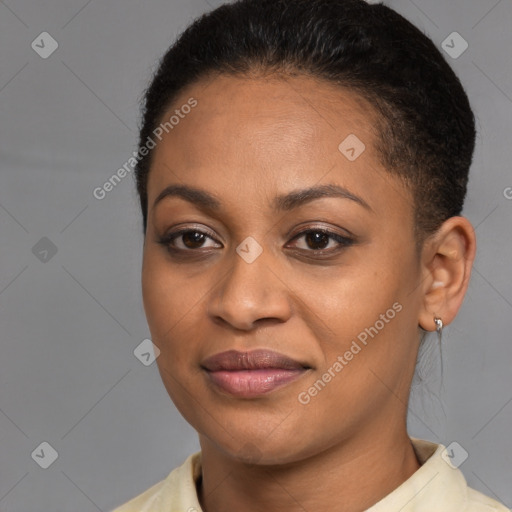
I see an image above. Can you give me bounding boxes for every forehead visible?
[167,72,378,148]
[147,73,412,221]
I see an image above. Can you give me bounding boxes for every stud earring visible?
[434,316,443,344]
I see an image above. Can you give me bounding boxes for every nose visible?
[207,246,292,331]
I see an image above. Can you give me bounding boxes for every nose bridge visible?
[208,239,291,329]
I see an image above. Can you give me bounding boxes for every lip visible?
[201,349,311,398]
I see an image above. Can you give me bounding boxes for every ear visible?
[418,216,477,332]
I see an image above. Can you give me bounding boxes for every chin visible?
[200,424,327,467]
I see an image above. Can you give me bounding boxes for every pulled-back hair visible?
[134,0,476,248]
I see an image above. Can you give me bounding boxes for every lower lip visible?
[205,368,306,397]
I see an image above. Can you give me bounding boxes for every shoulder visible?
[464,486,510,512]
[110,451,202,512]
[110,477,168,512]
[403,438,510,512]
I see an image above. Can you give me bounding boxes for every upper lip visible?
[201,349,310,371]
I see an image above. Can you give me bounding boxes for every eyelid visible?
[165,224,221,241]
[287,222,355,240]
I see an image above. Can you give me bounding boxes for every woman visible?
[112,0,509,510]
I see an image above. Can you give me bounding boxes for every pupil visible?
[183,232,205,248]
[306,232,329,250]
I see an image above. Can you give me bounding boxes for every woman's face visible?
[141,73,425,464]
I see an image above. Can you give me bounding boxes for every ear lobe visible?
[418,216,476,332]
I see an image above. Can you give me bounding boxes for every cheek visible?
[294,262,397,328]
[296,259,409,378]
[141,255,206,408]
[141,252,203,349]
[141,250,228,394]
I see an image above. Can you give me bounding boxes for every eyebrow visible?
[152,183,372,213]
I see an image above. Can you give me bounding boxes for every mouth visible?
[201,349,311,398]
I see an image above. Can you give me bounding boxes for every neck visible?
[197,428,421,512]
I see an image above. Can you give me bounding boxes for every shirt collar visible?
[367,438,469,511]
[168,438,470,512]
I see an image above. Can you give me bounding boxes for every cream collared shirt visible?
[111,438,509,511]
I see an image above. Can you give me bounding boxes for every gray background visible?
[0,0,510,510]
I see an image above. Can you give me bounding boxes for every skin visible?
[141,73,476,512]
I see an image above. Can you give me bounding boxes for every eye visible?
[157,228,222,251]
[287,228,354,253]
[157,226,354,256]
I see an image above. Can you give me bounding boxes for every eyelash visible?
[156,226,355,257]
